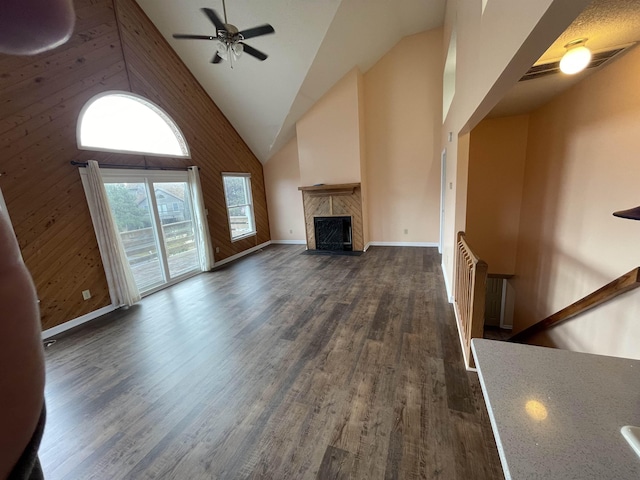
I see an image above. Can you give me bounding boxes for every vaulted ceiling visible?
[135,0,446,163]
[135,0,640,161]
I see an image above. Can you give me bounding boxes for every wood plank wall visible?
[113,0,270,256]
[0,0,270,330]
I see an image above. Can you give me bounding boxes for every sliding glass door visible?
[152,182,198,278]
[102,170,200,295]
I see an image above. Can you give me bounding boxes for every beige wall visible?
[357,70,370,247]
[440,0,590,292]
[272,30,444,247]
[263,137,306,242]
[296,68,363,186]
[512,45,640,360]
[467,115,529,274]
[364,29,443,244]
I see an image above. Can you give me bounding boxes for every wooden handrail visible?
[509,266,640,343]
[453,232,488,368]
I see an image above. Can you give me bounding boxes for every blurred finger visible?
[0,0,76,55]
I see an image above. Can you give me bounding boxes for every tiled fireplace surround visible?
[298,183,364,251]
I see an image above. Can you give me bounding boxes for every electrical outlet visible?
[215,247,220,254]
[404,229,408,235]
[82,289,91,300]
[289,229,293,234]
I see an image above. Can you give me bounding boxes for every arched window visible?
[77,91,190,158]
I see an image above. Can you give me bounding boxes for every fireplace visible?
[298,183,364,251]
[314,216,352,251]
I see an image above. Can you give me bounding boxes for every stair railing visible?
[453,231,488,368]
[509,267,640,343]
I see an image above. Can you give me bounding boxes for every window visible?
[82,169,201,295]
[0,188,21,260]
[77,91,190,158]
[0,187,8,216]
[222,173,256,241]
[443,27,457,122]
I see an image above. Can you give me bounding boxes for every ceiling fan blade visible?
[238,24,275,40]
[201,7,226,32]
[173,34,217,40]
[212,52,223,64]
[241,43,268,61]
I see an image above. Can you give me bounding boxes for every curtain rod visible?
[70,161,190,171]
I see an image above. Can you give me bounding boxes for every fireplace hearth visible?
[314,216,352,251]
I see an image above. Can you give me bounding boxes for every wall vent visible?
[519,45,630,82]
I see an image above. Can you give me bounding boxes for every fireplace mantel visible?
[298,183,364,251]
[298,183,360,191]
[298,183,360,197]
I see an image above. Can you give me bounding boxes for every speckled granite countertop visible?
[471,339,640,480]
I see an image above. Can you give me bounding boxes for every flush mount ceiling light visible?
[559,38,592,75]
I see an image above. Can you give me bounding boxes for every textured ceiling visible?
[135,0,446,163]
[489,0,640,118]
[537,0,640,62]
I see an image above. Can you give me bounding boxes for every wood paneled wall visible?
[113,0,270,256]
[0,0,270,330]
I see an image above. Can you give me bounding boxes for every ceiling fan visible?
[172,1,275,67]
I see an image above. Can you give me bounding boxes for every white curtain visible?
[84,160,141,306]
[188,166,214,271]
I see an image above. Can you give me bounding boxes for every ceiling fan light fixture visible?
[232,42,243,59]
[217,40,229,60]
[560,38,591,75]
[172,3,274,66]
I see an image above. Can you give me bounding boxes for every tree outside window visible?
[105,184,150,231]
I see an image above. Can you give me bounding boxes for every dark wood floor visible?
[40,245,503,480]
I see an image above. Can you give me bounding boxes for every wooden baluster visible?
[452,232,488,369]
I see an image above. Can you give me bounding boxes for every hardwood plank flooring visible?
[40,245,503,479]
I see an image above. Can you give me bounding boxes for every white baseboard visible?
[42,304,117,339]
[270,239,306,245]
[214,241,272,267]
[441,262,454,303]
[364,242,371,252]
[366,241,439,248]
